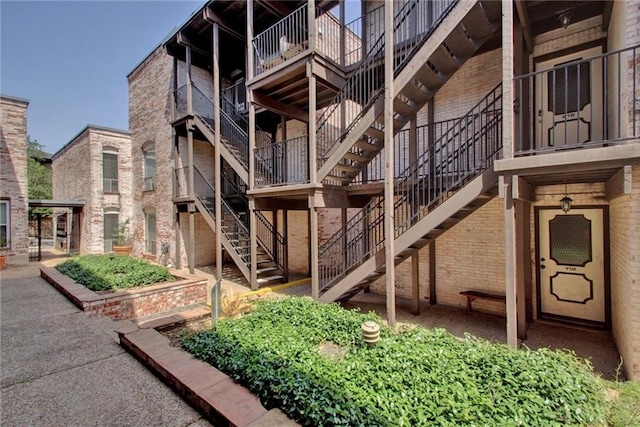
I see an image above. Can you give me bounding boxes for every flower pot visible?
[0,254,6,270]
[112,245,132,256]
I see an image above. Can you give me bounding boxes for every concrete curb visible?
[116,314,299,427]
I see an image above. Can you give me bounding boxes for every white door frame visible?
[535,205,610,328]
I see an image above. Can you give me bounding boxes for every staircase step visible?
[344,152,370,163]
[393,98,418,117]
[364,126,384,140]
[444,25,478,59]
[334,163,361,174]
[401,81,431,104]
[354,139,380,151]
[430,45,461,76]
[414,64,444,92]
[461,2,496,40]
[325,174,353,184]
[257,275,284,284]
[257,267,278,274]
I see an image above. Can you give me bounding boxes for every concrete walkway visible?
[0,262,212,427]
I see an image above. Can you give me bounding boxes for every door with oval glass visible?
[537,207,607,324]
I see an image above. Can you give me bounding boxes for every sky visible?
[1,0,202,155]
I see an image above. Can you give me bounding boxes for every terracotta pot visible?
[112,245,132,256]
[0,254,6,270]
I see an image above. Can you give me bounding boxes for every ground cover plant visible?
[56,254,174,292]
[181,296,612,426]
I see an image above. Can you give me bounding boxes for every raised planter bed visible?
[40,267,208,321]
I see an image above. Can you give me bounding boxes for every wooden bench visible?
[460,290,506,312]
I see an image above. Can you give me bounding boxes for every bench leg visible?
[466,297,474,312]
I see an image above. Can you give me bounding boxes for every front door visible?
[537,207,607,325]
[535,46,603,148]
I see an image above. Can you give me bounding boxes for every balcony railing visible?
[253,5,309,76]
[344,5,383,67]
[515,44,640,155]
[254,135,309,187]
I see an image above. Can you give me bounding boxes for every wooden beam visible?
[256,0,292,18]
[254,198,308,211]
[177,32,210,58]
[504,175,518,347]
[513,175,534,201]
[204,7,245,41]
[429,242,436,304]
[308,62,317,184]
[309,194,319,299]
[213,22,223,284]
[514,0,533,53]
[411,252,420,315]
[252,92,309,123]
[605,166,633,200]
[603,0,614,31]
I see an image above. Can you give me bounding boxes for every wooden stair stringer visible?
[193,115,249,185]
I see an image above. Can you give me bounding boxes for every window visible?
[145,212,156,254]
[143,143,156,191]
[103,212,119,252]
[103,150,119,193]
[0,201,9,248]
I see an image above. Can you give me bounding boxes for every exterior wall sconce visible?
[560,183,573,213]
[558,11,573,29]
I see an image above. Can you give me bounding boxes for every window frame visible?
[142,142,156,191]
[102,149,119,193]
[0,200,10,248]
[144,211,157,255]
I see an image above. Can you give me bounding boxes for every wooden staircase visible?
[317,0,501,185]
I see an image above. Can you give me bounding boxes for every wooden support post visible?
[247,0,254,81]
[175,206,182,270]
[273,210,278,268]
[281,115,287,182]
[504,175,518,347]
[308,0,316,52]
[187,120,194,199]
[429,241,436,304]
[186,45,193,116]
[341,208,348,270]
[383,0,396,328]
[515,198,529,339]
[189,203,195,274]
[308,63,317,184]
[283,210,289,282]
[310,194,319,299]
[249,198,258,290]
[502,0,514,160]
[172,56,178,118]
[213,22,223,282]
[411,252,420,315]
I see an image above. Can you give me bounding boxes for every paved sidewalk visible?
[1,262,212,427]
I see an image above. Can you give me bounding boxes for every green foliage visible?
[27,137,52,218]
[604,380,640,427]
[181,297,606,426]
[56,254,173,292]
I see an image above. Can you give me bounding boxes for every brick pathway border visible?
[116,311,298,427]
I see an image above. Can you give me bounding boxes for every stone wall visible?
[0,95,29,264]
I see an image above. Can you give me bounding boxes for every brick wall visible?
[0,95,29,264]
[52,126,131,254]
[609,166,640,380]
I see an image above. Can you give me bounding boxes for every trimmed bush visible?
[56,254,173,292]
[182,296,605,426]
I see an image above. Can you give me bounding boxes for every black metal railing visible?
[254,135,309,187]
[255,211,286,273]
[344,5,383,67]
[191,84,249,168]
[222,79,246,115]
[318,83,502,292]
[515,44,640,155]
[316,0,458,172]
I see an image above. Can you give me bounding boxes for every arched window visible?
[142,142,156,191]
[103,146,119,193]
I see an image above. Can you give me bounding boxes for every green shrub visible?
[182,296,605,426]
[56,254,173,292]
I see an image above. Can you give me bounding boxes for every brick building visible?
[52,125,132,254]
[0,95,30,265]
[127,1,640,380]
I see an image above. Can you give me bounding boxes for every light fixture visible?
[558,11,573,29]
[560,182,573,213]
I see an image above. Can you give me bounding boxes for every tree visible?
[27,137,52,218]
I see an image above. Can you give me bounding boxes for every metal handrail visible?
[316,0,458,170]
[254,135,309,187]
[318,84,503,292]
[222,79,246,114]
[344,5,383,66]
[255,211,286,273]
[514,44,640,155]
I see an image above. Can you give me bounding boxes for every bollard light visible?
[362,320,380,347]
